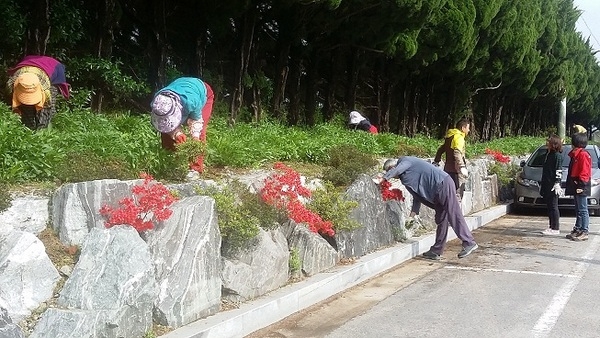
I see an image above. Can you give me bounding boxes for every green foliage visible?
[488,162,521,188]
[289,247,301,274]
[306,181,361,232]
[322,144,378,187]
[196,183,262,250]
[67,56,151,105]
[54,152,136,183]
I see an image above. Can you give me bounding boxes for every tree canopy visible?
[1,0,599,140]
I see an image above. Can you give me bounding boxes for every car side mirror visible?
[520,160,526,168]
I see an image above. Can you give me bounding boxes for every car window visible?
[560,146,599,168]
[527,145,599,168]
[527,148,548,167]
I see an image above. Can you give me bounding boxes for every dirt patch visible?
[38,228,78,268]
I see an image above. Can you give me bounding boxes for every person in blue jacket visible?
[150,77,214,172]
[381,156,478,260]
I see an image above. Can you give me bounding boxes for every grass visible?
[0,102,545,187]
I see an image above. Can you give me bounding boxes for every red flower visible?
[379,180,404,201]
[99,173,178,232]
[260,162,335,236]
[485,148,511,164]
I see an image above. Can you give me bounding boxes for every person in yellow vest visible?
[433,118,470,199]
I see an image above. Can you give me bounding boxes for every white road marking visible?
[444,266,578,278]
[530,234,600,338]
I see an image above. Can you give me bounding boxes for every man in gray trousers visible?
[382,156,478,260]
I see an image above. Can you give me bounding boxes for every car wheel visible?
[592,208,600,217]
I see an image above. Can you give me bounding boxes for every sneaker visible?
[458,243,478,258]
[422,250,441,260]
[571,232,589,241]
[566,229,580,239]
[541,229,560,236]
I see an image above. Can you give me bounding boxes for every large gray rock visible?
[221,228,289,302]
[285,221,338,276]
[31,308,126,338]
[0,231,60,322]
[335,175,392,258]
[0,196,49,235]
[37,226,156,338]
[143,196,222,328]
[0,307,24,338]
[50,179,142,246]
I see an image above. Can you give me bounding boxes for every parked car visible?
[513,144,600,215]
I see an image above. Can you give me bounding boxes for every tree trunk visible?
[304,49,319,126]
[230,9,256,126]
[90,0,118,113]
[24,0,51,55]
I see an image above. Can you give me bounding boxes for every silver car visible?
[513,144,600,215]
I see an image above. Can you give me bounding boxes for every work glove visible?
[174,131,187,144]
[460,166,469,177]
[551,183,564,196]
[189,118,204,140]
[405,214,422,229]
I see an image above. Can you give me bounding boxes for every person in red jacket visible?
[565,132,591,241]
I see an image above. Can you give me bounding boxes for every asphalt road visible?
[247,210,600,338]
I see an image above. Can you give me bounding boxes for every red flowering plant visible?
[485,148,511,164]
[379,179,404,201]
[99,173,178,232]
[260,162,335,236]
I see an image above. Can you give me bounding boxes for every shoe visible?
[571,232,589,241]
[541,229,560,236]
[458,243,478,258]
[566,229,580,239]
[422,250,441,260]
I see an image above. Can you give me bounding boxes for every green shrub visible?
[54,151,137,183]
[196,184,261,250]
[322,144,378,187]
[289,247,301,274]
[306,181,361,232]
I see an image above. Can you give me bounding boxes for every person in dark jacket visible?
[381,156,478,260]
[539,135,563,235]
[565,132,591,241]
[348,111,378,134]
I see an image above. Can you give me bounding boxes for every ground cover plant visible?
[0,102,545,186]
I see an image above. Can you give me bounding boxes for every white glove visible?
[460,167,469,177]
[551,183,564,196]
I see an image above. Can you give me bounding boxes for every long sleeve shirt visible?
[383,156,449,214]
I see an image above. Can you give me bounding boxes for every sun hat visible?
[383,159,397,171]
[13,72,45,109]
[349,111,366,125]
[151,92,183,133]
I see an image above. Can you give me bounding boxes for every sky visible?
[574,0,600,56]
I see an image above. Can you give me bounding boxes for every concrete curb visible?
[162,204,510,338]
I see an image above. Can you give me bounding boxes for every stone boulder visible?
[31,226,156,338]
[50,179,143,246]
[143,196,222,328]
[221,228,289,302]
[0,196,49,235]
[284,220,339,276]
[0,231,60,322]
